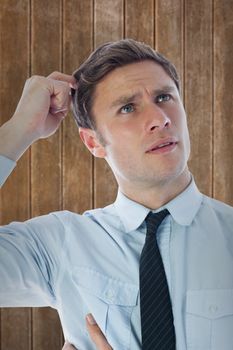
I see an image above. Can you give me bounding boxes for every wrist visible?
[0,118,34,161]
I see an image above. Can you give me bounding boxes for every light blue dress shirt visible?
[0,156,233,350]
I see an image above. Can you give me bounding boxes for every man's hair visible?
[72,39,180,129]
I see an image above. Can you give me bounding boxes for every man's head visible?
[71,39,191,204]
[72,39,180,129]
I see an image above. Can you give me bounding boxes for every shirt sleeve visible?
[0,212,67,308]
[0,155,16,187]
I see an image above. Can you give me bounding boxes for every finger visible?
[47,71,78,89]
[62,341,77,350]
[47,79,71,112]
[86,314,112,350]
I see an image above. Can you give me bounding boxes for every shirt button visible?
[105,289,115,302]
[209,304,218,313]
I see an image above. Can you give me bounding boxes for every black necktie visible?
[140,209,176,350]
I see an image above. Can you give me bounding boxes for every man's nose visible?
[144,103,171,133]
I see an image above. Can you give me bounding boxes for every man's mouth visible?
[152,141,174,150]
[146,138,178,153]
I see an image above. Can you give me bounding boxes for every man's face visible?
[88,60,190,191]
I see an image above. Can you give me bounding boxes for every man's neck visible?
[118,169,192,210]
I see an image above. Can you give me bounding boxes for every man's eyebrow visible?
[152,85,177,95]
[110,92,142,109]
[110,85,176,109]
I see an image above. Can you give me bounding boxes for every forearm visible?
[0,155,16,187]
[0,117,32,187]
[0,118,33,161]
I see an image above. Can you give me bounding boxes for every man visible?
[0,39,233,350]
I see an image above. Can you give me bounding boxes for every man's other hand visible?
[62,314,112,350]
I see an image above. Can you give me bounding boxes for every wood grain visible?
[184,0,213,196]
[94,0,123,208]
[156,0,183,89]
[30,0,63,349]
[0,1,31,349]
[213,0,233,205]
[63,0,93,213]
[94,0,124,47]
[125,0,154,45]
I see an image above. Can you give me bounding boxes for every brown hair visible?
[72,39,180,129]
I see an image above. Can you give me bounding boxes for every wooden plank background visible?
[0,0,232,349]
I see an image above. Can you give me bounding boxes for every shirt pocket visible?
[72,266,139,350]
[186,289,233,350]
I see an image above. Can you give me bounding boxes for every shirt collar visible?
[114,177,203,233]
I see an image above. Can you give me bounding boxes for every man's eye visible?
[120,104,135,114]
[156,94,171,103]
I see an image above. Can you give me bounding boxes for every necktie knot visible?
[145,208,169,237]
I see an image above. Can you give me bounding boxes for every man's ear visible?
[79,127,106,158]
